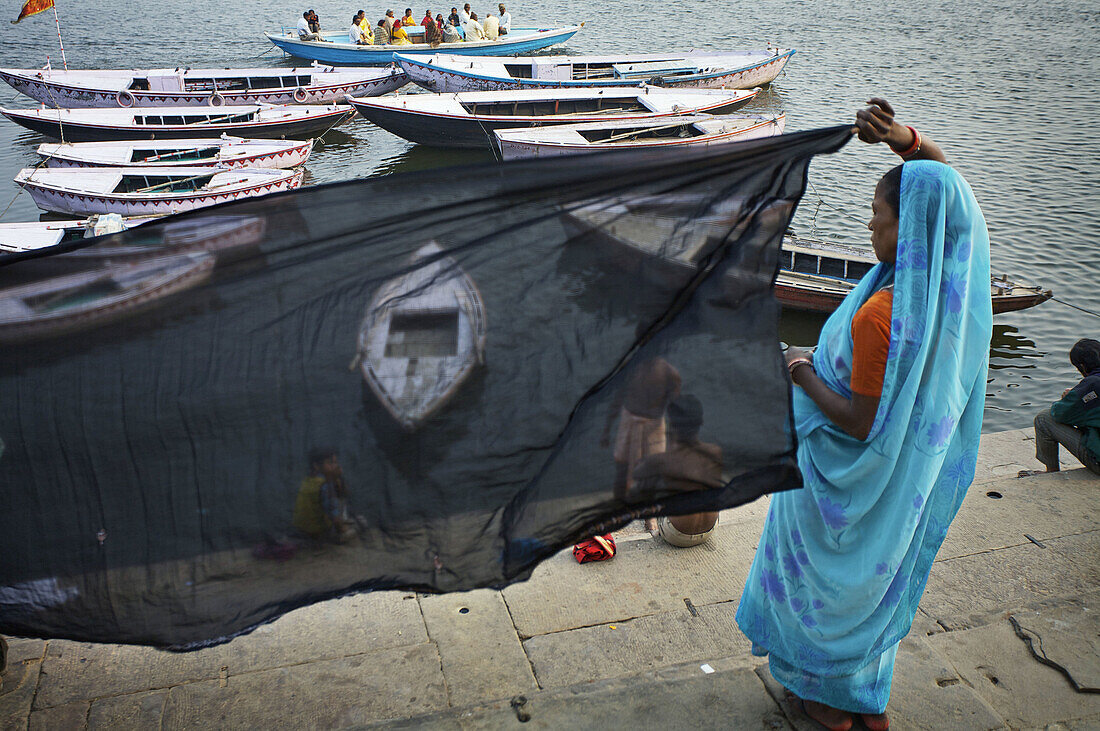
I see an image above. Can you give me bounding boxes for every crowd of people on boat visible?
[296,4,513,45]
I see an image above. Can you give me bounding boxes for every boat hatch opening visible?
[818,257,846,279]
[791,252,819,275]
[579,123,701,143]
[384,311,459,358]
[184,75,311,92]
[114,173,217,194]
[26,278,121,313]
[531,62,571,81]
[460,97,646,117]
[146,75,184,92]
[846,260,873,280]
[571,63,616,80]
[133,147,219,163]
[503,64,535,79]
[127,78,151,91]
[611,61,700,79]
[134,113,255,125]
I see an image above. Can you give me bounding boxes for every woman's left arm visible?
[786,347,880,440]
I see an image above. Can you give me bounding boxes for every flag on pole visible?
[11,0,54,23]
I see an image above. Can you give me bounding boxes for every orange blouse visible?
[850,288,893,397]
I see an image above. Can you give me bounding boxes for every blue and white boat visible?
[264,25,583,66]
[395,49,795,92]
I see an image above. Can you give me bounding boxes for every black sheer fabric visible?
[0,126,850,649]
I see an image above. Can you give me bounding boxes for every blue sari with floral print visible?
[736,161,993,714]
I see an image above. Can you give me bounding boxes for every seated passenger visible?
[442,18,462,42]
[448,9,465,38]
[401,7,417,27]
[375,18,391,44]
[424,16,443,45]
[349,11,369,44]
[498,3,510,34]
[481,11,499,39]
[359,10,375,43]
[1031,338,1100,476]
[296,11,324,41]
[632,395,723,547]
[391,18,413,44]
[422,9,435,26]
[464,12,486,40]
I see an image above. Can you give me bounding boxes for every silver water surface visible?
[0,0,1096,431]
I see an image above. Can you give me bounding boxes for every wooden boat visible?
[0,214,266,266]
[354,242,487,430]
[15,166,304,216]
[0,252,214,344]
[265,25,582,66]
[0,216,154,262]
[776,233,1053,315]
[494,114,786,159]
[37,137,313,170]
[561,196,1053,315]
[345,86,760,149]
[0,65,407,108]
[394,49,795,93]
[0,104,355,142]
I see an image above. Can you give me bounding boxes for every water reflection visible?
[989,324,1043,370]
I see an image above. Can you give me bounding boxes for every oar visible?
[142,146,213,163]
[133,173,216,194]
[595,120,692,144]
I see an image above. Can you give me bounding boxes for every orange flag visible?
[11,0,54,24]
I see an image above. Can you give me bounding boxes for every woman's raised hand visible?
[855,98,898,144]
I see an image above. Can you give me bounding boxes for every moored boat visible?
[15,166,304,216]
[0,104,355,142]
[562,196,1052,315]
[0,216,151,257]
[265,25,582,65]
[0,65,407,108]
[0,252,214,344]
[775,233,1053,315]
[354,242,487,430]
[395,49,795,93]
[346,86,760,149]
[0,214,266,267]
[38,136,312,169]
[37,137,314,170]
[494,114,786,159]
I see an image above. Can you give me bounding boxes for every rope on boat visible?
[1049,297,1100,319]
[0,156,50,222]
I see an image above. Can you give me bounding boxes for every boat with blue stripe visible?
[395,49,795,92]
[264,25,583,66]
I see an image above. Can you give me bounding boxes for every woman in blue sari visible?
[736,99,993,731]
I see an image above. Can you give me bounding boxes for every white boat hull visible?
[17,168,304,217]
[0,67,407,108]
[39,139,314,170]
[357,243,487,430]
[495,114,785,160]
[397,50,794,93]
[0,253,214,344]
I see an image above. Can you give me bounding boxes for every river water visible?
[0,0,1096,431]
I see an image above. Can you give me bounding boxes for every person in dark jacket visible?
[1032,338,1100,475]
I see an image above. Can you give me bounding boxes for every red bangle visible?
[896,125,921,158]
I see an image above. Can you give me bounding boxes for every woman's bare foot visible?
[644,518,658,532]
[861,712,890,730]
[800,699,853,731]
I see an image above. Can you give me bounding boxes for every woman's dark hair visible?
[1069,338,1100,373]
[878,164,904,216]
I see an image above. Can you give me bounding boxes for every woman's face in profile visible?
[869,180,899,264]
